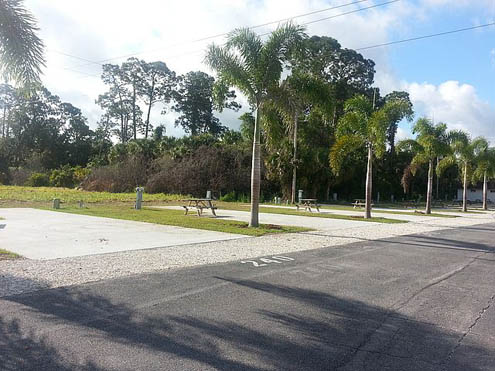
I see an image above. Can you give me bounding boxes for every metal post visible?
[298,190,303,203]
[135,187,144,210]
[206,190,211,200]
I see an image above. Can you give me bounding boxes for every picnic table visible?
[182,199,217,217]
[352,199,374,209]
[402,200,418,208]
[296,198,320,212]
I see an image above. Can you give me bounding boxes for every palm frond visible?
[436,155,456,177]
[0,0,45,86]
[204,44,256,102]
[258,22,306,90]
[329,134,363,175]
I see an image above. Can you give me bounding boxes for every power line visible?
[53,0,376,68]
[51,0,399,76]
[356,22,495,51]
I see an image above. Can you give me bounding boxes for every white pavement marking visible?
[0,208,247,260]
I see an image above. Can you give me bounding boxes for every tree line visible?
[1,22,494,225]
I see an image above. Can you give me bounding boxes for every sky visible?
[25,0,495,143]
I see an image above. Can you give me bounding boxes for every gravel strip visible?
[1,211,494,297]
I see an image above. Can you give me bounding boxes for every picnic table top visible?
[300,198,318,202]
[182,198,213,201]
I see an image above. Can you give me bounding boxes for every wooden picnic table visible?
[296,198,320,212]
[182,198,217,217]
[353,199,374,209]
[402,200,418,208]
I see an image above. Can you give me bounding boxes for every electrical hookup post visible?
[135,187,144,210]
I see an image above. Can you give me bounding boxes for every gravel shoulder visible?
[1,210,494,297]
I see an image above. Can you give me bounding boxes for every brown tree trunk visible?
[132,84,137,140]
[291,109,298,204]
[483,171,488,211]
[462,163,468,212]
[249,105,261,227]
[365,145,373,219]
[1,105,6,138]
[425,159,433,214]
[145,77,155,139]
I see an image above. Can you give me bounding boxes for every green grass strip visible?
[217,203,407,224]
[0,249,21,260]
[0,185,185,203]
[50,205,311,237]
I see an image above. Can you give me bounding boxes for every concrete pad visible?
[0,208,247,260]
[156,206,378,231]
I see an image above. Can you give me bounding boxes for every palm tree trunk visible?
[291,109,298,204]
[483,171,488,210]
[249,105,261,227]
[462,163,468,212]
[425,159,433,214]
[365,145,373,219]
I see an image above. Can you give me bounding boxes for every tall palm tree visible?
[330,95,401,219]
[438,131,487,212]
[0,0,45,85]
[264,71,333,203]
[472,144,495,210]
[397,118,449,214]
[205,23,306,227]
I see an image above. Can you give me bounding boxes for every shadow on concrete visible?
[1,273,493,370]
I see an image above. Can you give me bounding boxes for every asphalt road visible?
[1,223,495,370]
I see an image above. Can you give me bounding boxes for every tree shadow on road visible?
[1,274,494,370]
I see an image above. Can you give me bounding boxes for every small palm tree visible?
[397,118,449,214]
[205,23,306,227]
[472,144,495,210]
[0,0,45,85]
[438,131,487,212]
[264,71,333,203]
[331,95,392,218]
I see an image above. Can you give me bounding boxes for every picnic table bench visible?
[296,198,320,212]
[353,199,373,209]
[182,199,217,217]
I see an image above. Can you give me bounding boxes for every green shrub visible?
[26,172,50,187]
[50,165,75,188]
[220,191,236,202]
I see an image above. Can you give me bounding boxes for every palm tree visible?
[330,95,397,219]
[264,71,333,203]
[472,144,495,210]
[0,0,45,85]
[397,118,449,214]
[205,23,305,227]
[438,131,487,212]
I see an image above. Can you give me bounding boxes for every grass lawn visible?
[0,249,20,260]
[214,203,408,224]
[50,205,311,237]
[0,185,185,203]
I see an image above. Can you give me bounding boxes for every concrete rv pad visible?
[0,208,246,260]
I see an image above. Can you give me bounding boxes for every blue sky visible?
[25,0,495,142]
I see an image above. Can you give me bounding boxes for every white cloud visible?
[404,81,495,143]
[21,0,494,139]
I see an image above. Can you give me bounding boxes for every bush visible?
[50,165,75,188]
[26,172,50,187]
[146,146,251,196]
[81,155,148,193]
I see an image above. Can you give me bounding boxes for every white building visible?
[457,187,495,202]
